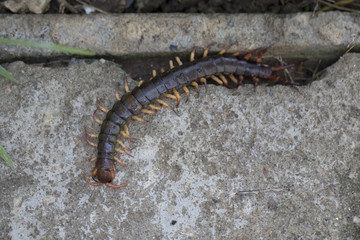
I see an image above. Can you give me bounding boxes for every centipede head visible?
[92,166,115,183]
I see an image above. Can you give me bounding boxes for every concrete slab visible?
[0,52,359,239]
[0,12,359,61]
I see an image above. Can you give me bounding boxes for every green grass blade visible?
[0,37,95,56]
[0,144,14,168]
[0,65,19,84]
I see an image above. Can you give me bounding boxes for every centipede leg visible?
[116,139,133,152]
[105,182,128,188]
[114,156,128,167]
[156,99,178,116]
[229,74,238,86]
[210,75,224,85]
[252,77,259,91]
[182,85,190,103]
[175,56,183,66]
[218,74,229,87]
[83,173,104,187]
[96,99,109,113]
[132,115,148,123]
[199,77,208,92]
[190,46,201,62]
[203,42,215,57]
[120,125,137,142]
[190,81,200,96]
[93,108,103,125]
[218,42,237,55]
[115,147,133,157]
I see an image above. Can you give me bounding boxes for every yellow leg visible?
[172,89,181,107]
[132,115,148,123]
[93,109,103,125]
[124,76,130,93]
[199,77,208,92]
[175,56,183,66]
[182,85,190,102]
[163,93,177,101]
[229,74,238,85]
[149,104,162,111]
[115,83,121,100]
[152,70,157,77]
[138,80,144,87]
[116,139,132,152]
[190,81,200,96]
[114,156,127,167]
[169,60,174,69]
[218,43,236,55]
[115,147,133,157]
[160,67,165,73]
[210,75,224,85]
[97,100,109,113]
[88,156,96,162]
[218,74,229,86]
[141,108,156,114]
[203,42,215,58]
[156,99,178,116]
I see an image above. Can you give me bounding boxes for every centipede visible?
[83,43,295,188]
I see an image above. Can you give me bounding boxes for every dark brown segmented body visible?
[87,49,293,187]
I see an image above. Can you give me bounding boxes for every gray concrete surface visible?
[0,51,359,239]
[0,12,359,61]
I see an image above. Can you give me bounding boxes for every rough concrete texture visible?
[0,12,359,60]
[0,53,359,239]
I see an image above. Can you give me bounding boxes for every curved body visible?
[93,55,277,184]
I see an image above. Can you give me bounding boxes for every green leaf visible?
[0,144,14,168]
[0,37,95,56]
[0,65,19,84]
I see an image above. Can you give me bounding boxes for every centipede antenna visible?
[218,74,229,87]
[169,60,174,69]
[105,182,128,188]
[132,115,148,123]
[114,156,128,167]
[175,56,183,66]
[182,85,190,103]
[83,173,104,187]
[190,81,200,96]
[210,75,224,85]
